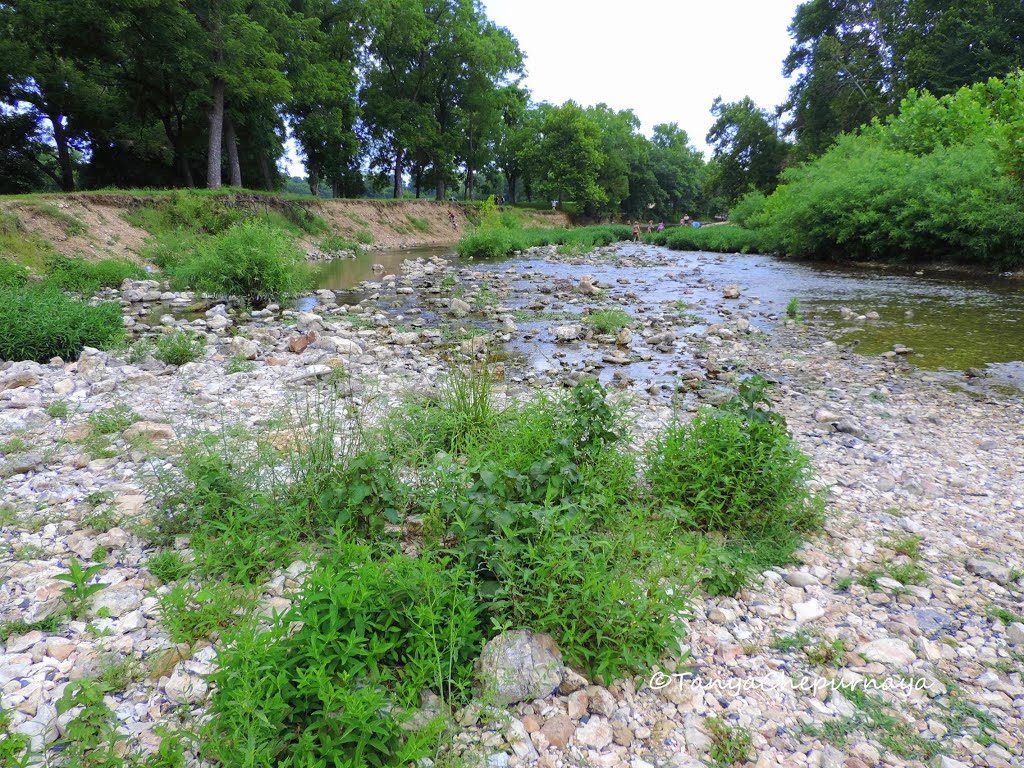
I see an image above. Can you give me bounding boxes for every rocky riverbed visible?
[2,243,1022,767]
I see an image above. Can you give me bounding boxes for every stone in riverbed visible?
[123,421,176,442]
[966,558,1011,585]
[477,630,564,706]
[575,716,613,750]
[856,638,915,666]
[540,714,574,750]
[553,325,583,342]
[1005,622,1024,645]
[722,285,741,299]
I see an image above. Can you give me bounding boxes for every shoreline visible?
[1,243,1022,767]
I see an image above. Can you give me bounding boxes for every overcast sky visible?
[285,0,803,176]
[483,0,803,154]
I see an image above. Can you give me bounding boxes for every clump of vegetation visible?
[458,220,632,259]
[318,234,359,254]
[204,546,475,767]
[757,74,1024,268]
[646,224,765,254]
[585,309,631,334]
[0,284,125,362]
[645,376,824,593]
[155,330,207,365]
[171,220,311,307]
[44,255,145,294]
[0,257,29,288]
[706,717,754,768]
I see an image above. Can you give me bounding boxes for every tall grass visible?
[457,224,631,259]
[0,284,125,362]
[45,255,145,293]
[645,224,766,254]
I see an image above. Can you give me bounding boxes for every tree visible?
[533,101,606,211]
[649,123,706,218]
[0,0,119,190]
[706,97,789,206]
[782,0,1024,157]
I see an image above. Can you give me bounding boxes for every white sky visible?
[483,0,802,154]
[284,0,803,176]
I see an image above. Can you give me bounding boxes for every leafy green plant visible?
[147,550,193,584]
[646,379,822,593]
[56,679,126,768]
[155,330,206,365]
[318,234,359,253]
[158,581,252,644]
[171,220,311,307]
[786,297,802,321]
[56,558,106,618]
[0,258,29,288]
[584,309,631,334]
[224,355,256,374]
[0,612,65,642]
[203,545,474,768]
[46,399,71,418]
[706,716,754,768]
[87,404,139,435]
[0,284,125,362]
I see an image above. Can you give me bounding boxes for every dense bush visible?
[758,74,1024,268]
[171,220,311,306]
[44,256,145,294]
[646,377,823,593]
[728,190,768,229]
[0,284,125,362]
[204,545,479,767]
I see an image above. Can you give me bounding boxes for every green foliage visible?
[87,405,139,435]
[406,215,431,233]
[44,256,145,294]
[760,74,1024,268]
[46,399,71,418]
[158,581,251,644]
[55,558,105,618]
[584,309,631,335]
[203,545,476,767]
[171,220,311,306]
[706,96,789,205]
[645,379,822,593]
[729,190,767,228]
[0,257,29,288]
[147,550,193,584]
[318,234,359,253]
[648,224,765,255]
[458,223,632,259]
[155,330,207,366]
[0,612,64,642]
[0,284,125,362]
[706,716,754,768]
[55,679,126,768]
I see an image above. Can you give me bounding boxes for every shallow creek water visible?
[311,244,1024,390]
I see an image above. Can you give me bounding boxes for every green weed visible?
[156,330,206,365]
[585,309,631,335]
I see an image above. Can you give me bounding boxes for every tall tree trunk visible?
[465,166,474,201]
[224,114,242,188]
[507,174,517,204]
[392,149,403,199]
[50,115,75,192]
[309,169,320,197]
[436,178,446,201]
[259,155,274,190]
[162,115,195,188]
[207,47,226,189]
[414,165,421,198]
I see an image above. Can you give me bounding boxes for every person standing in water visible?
[632,222,641,242]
